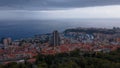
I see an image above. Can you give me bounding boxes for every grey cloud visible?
[0,10,46,20]
[0,0,120,10]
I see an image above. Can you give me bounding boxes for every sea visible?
[0,19,120,40]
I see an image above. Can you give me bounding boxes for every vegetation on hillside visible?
[0,49,120,68]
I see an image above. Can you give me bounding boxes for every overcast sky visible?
[0,0,120,20]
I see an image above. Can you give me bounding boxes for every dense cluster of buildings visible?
[0,27,120,64]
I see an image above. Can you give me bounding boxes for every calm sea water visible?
[0,19,120,40]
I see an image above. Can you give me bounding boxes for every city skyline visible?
[0,0,120,39]
[0,1,120,67]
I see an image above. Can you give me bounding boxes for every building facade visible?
[51,30,60,47]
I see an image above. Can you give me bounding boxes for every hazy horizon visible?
[0,18,120,40]
[0,0,120,39]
